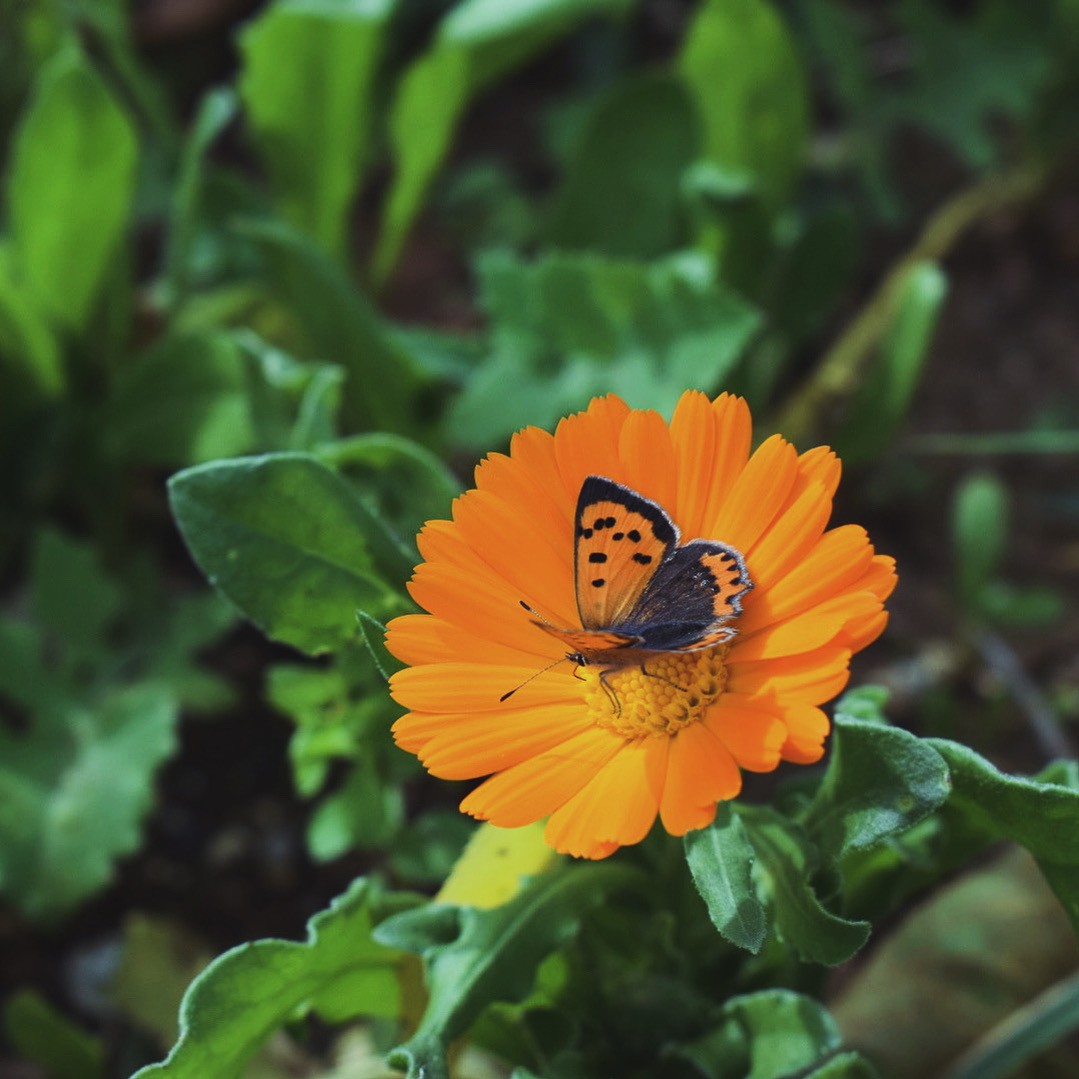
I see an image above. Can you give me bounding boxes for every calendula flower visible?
[387,392,896,859]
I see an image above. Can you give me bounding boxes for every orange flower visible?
[387,392,896,859]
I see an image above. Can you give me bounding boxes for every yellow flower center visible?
[581,645,729,740]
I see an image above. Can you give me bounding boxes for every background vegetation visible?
[1,0,1078,1076]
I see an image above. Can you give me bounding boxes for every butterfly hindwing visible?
[573,476,677,630]
[620,540,753,651]
[636,540,751,620]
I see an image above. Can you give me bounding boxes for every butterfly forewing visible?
[573,477,677,630]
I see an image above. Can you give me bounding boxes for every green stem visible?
[770,167,1042,445]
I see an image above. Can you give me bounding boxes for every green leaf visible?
[239,218,418,434]
[317,431,461,542]
[892,0,1054,170]
[6,46,137,331]
[448,250,759,448]
[3,989,106,1079]
[0,242,63,395]
[929,739,1079,932]
[162,86,239,306]
[105,331,255,467]
[376,863,638,1079]
[30,528,122,658]
[724,990,842,1079]
[807,1052,881,1079]
[238,0,393,258]
[0,680,177,920]
[670,990,874,1079]
[168,453,406,655]
[802,710,951,860]
[952,471,1009,605]
[546,73,699,257]
[132,878,412,1078]
[836,260,948,465]
[372,0,631,282]
[678,0,809,213]
[771,203,861,346]
[356,610,403,682]
[684,803,766,953]
[738,807,870,966]
[306,753,404,860]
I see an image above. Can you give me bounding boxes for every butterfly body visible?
[532,476,752,669]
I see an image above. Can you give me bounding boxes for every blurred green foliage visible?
[1,0,1078,1076]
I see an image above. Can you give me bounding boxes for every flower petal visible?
[404,701,593,780]
[712,434,799,552]
[744,481,832,589]
[454,489,576,624]
[390,662,579,714]
[732,591,883,661]
[659,722,742,835]
[737,525,875,636]
[778,701,831,764]
[544,736,668,857]
[619,408,678,511]
[387,613,543,667]
[796,445,841,500]
[675,392,753,541]
[459,725,624,827]
[705,696,788,772]
[554,394,632,503]
[405,561,559,658]
[727,647,852,705]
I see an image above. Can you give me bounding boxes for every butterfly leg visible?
[597,668,623,717]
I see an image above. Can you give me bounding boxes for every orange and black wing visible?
[622,539,753,652]
[573,476,678,630]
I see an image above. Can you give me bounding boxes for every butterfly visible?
[506,476,752,699]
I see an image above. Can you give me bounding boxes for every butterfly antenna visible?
[500,654,568,702]
[501,601,572,702]
[519,599,557,627]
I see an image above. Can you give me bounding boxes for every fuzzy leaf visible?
[803,708,951,859]
[6,47,137,331]
[930,739,1079,932]
[449,250,759,447]
[684,803,767,953]
[376,863,638,1079]
[169,453,407,655]
[132,878,413,1077]
[739,807,870,966]
[0,678,177,920]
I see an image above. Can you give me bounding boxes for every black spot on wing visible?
[575,476,678,547]
[626,541,744,627]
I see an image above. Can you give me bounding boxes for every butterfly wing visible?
[532,625,642,657]
[573,476,677,630]
[623,539,753,652]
